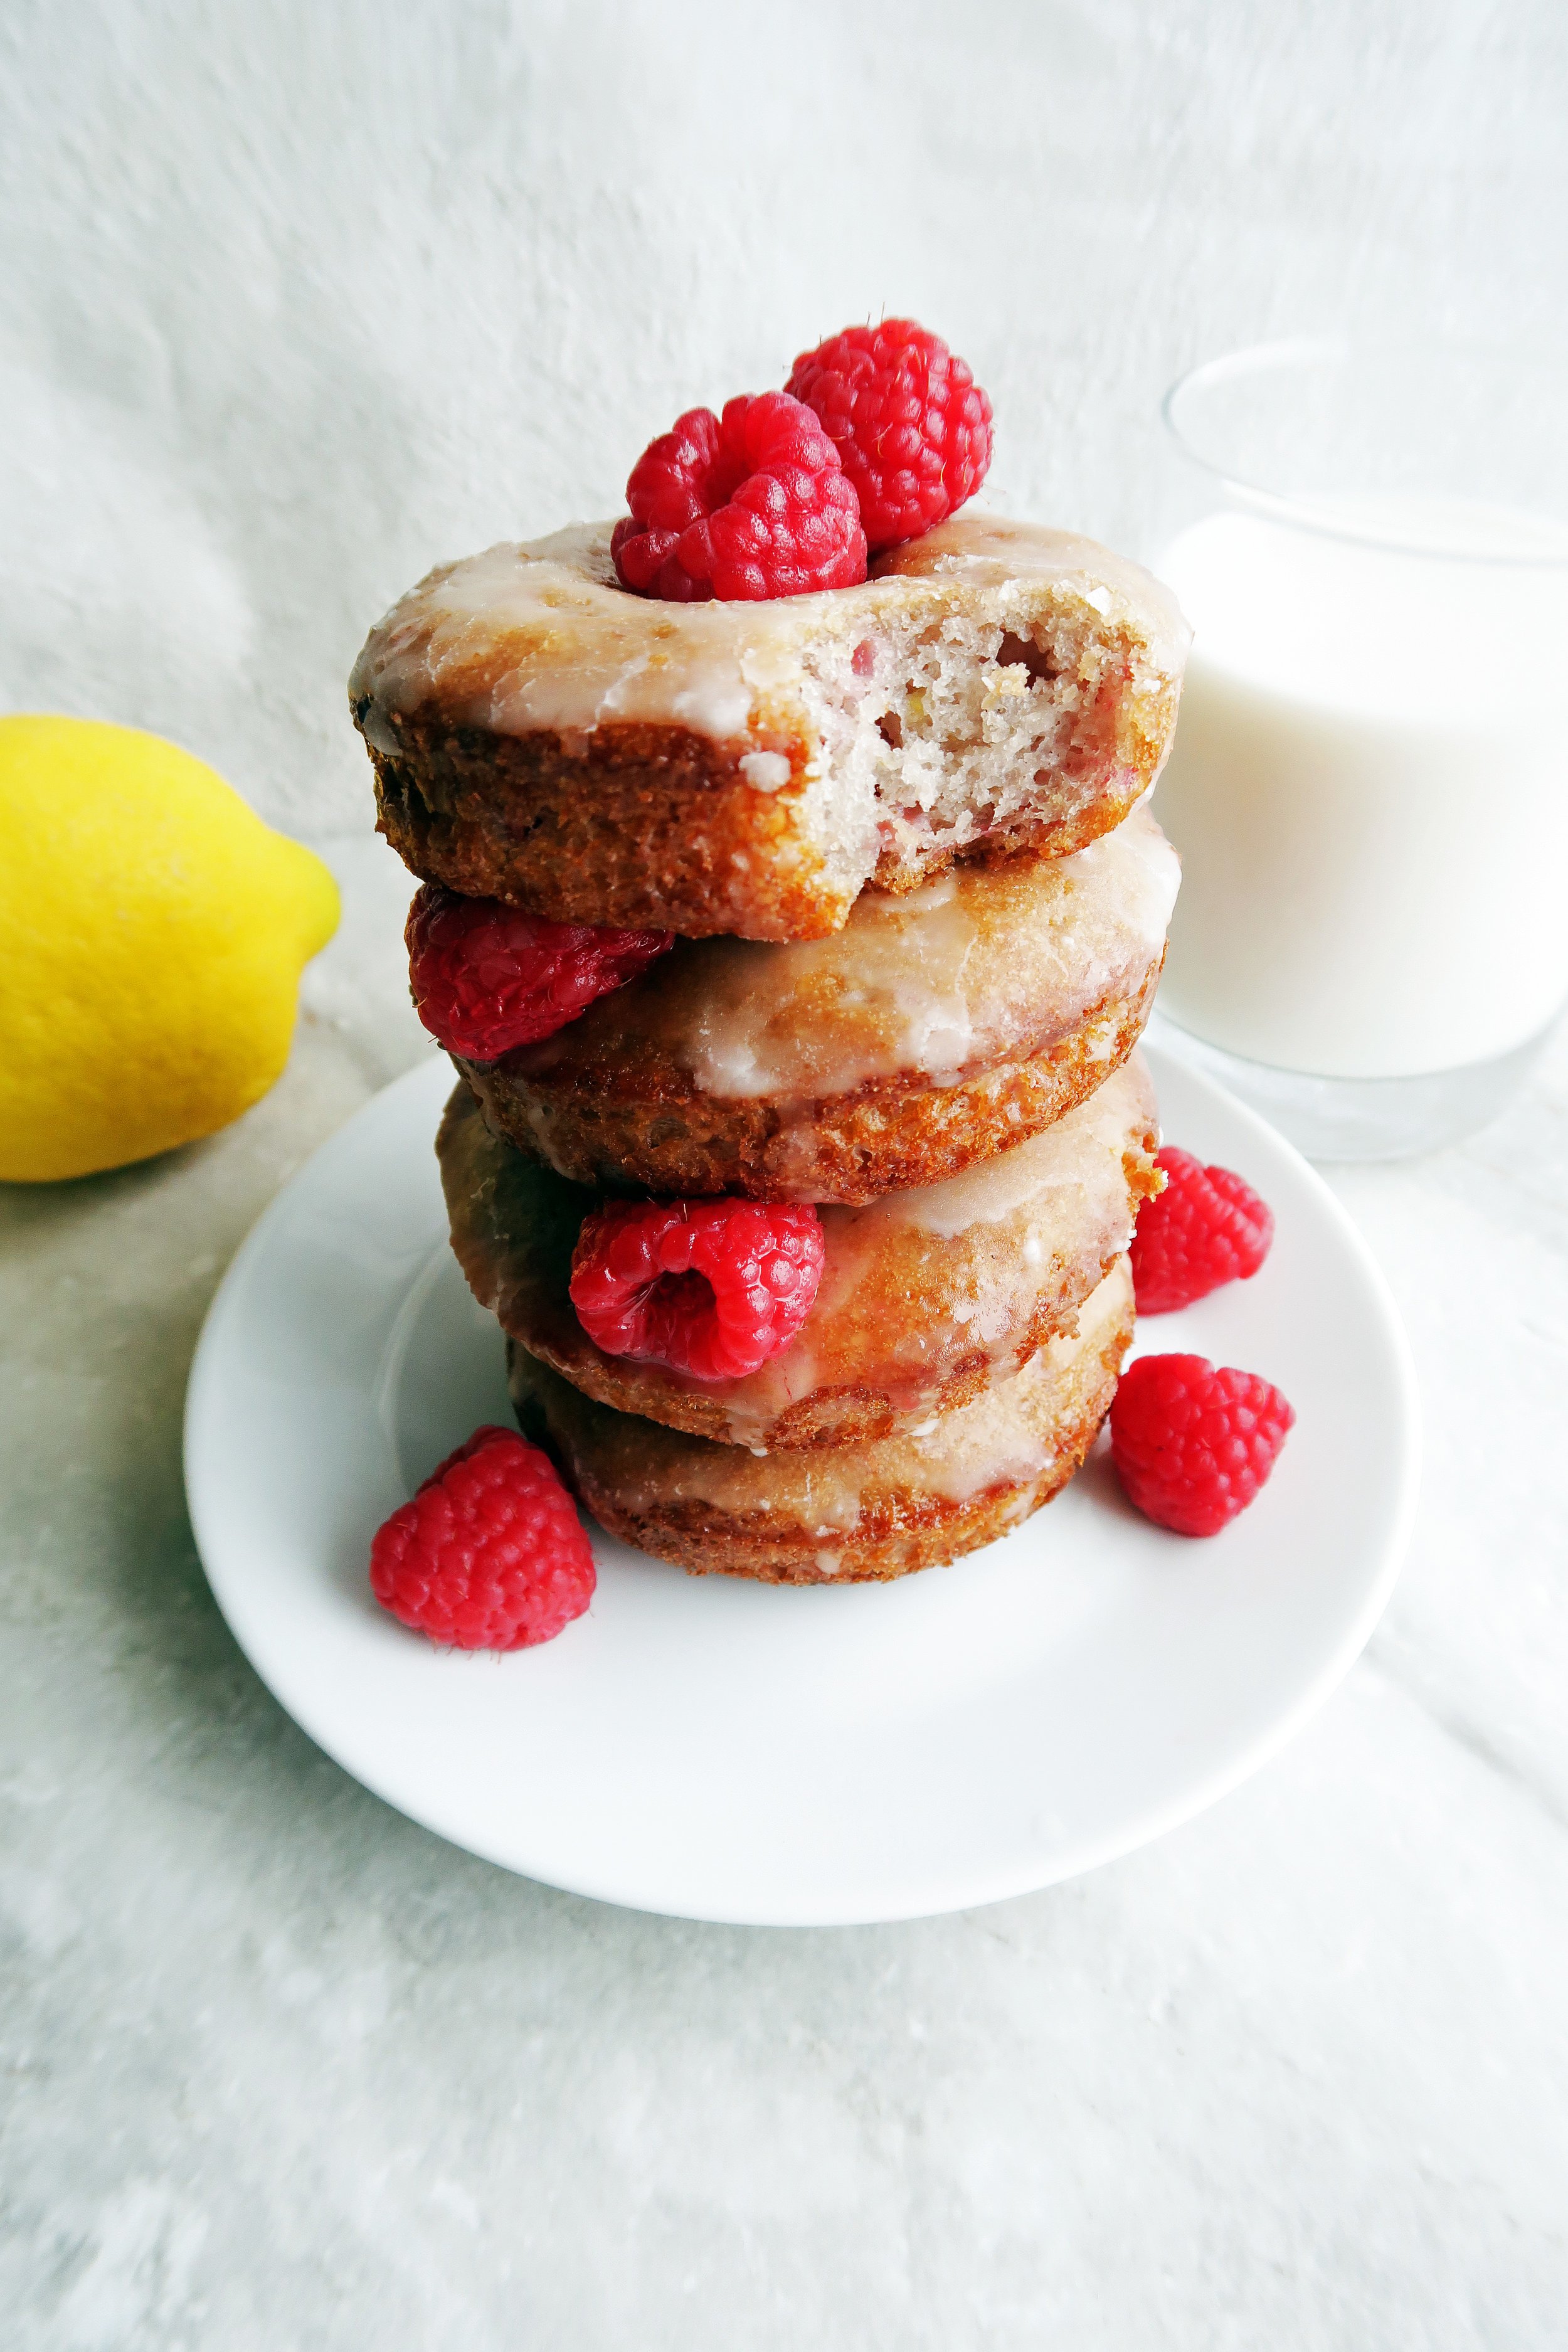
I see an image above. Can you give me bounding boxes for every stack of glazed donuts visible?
[351,511,1189,1584]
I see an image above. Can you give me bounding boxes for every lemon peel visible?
[0,715,339,1182]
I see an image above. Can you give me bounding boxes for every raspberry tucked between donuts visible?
[406,883,672,1060]
[569,1199,825,1382]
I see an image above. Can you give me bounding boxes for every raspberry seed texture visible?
[406,882,672,1061]
[369,1424,595,1648]
[1110,1354,1295,1538]
[569,1199,826,1382]
[787,318,993,553]
[612,391,867,602]
[1130,1148,1276,1315]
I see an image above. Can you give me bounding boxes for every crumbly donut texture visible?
[507,1258,1135,1583]
[441,1058,1160,1450]
[458,808,1178,1203]
[349,514,1189,941]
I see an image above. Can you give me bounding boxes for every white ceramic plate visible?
[184,1042,1418,1926]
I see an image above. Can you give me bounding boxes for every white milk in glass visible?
[1153,506,1568,1078]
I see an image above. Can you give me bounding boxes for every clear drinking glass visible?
[1147,337,1568,1160]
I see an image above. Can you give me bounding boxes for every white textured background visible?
[6,8,1568,2348]
[3,0,1565,836]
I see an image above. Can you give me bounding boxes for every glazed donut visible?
[441,1058,1158,1451]
[507,1256,1135,1583]
[456,805,1178,1204]
[351,514,1189,942]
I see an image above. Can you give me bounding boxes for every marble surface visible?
[2,834,1566,2348]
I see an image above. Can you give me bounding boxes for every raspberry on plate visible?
[786,319,993,553]
[406,882,672,1061]
[1109,1354,1295,1537]
[612,391,867,602]
[1130,1147,1275,1315]
[569,1199,825,1382]
[369,1424,595,1648]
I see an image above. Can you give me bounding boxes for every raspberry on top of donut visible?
[787,319,993,552]
[612,393,866,602]
[612,320,992,601]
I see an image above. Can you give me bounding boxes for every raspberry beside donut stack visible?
[350,322,1190,1585]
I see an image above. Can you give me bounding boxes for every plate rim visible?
[183,1044,1421,1926]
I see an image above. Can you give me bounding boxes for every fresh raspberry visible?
[1130,1148,1276,1315]
[406,882,672,1060]
[786,319,993,553]
[1110,1355,1295,1538]
[569,1198,825,1381]
[611,391,867,601]
[369,1424,595,1648]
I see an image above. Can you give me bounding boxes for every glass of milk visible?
[1149,337,1568,1158]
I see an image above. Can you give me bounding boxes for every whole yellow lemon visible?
[0,715,339,1182]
